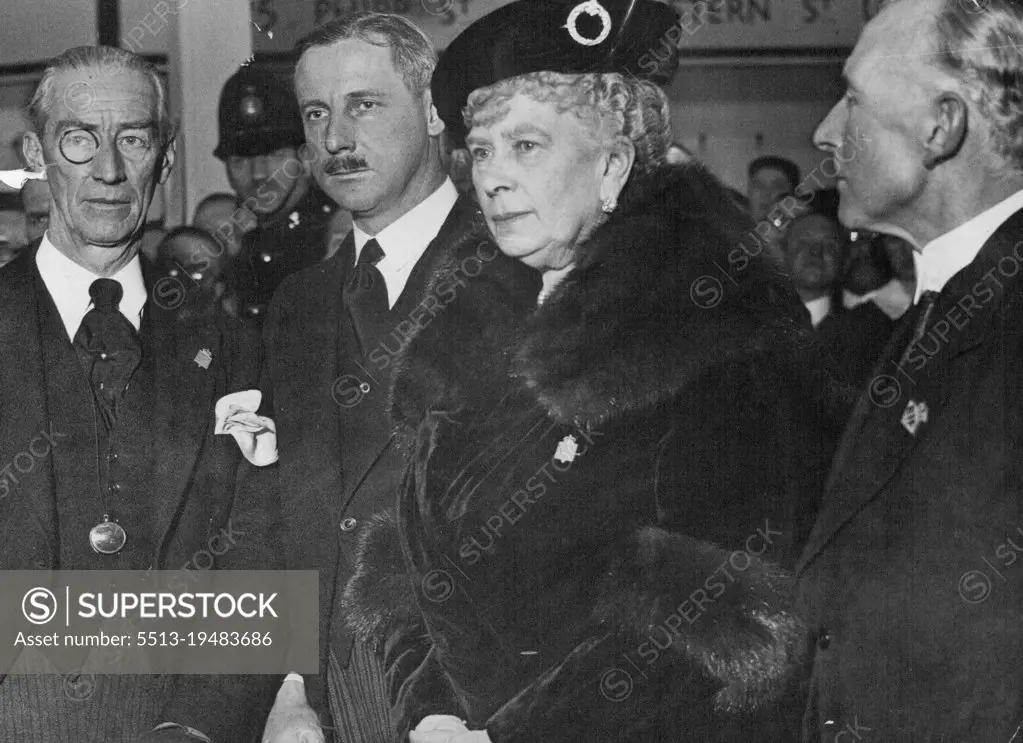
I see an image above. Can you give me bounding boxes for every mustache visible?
[324,155,369,176]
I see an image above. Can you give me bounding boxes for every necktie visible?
[343,239,388,353]
[73,278,143,430]
[896,289,939,368]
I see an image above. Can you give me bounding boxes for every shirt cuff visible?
[151,722,212,742]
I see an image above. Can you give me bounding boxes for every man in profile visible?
[797,0,1023,738]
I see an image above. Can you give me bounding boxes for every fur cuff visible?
[342,509,419,641]
[594,526,806,714]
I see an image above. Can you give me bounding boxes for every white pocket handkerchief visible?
[409,716,491,743]
[214,390,278,466]
[0,169,45,191]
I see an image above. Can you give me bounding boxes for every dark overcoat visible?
[0,244,280,740]
[796,207,1023,741]
[345,163,844,742]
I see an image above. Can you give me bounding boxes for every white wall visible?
[166,0,252,223]
[0,0,97,66]
[669,60,843,192]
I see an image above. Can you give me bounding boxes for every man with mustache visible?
[0,45,277,741]
[213,64,338,323]
[256,12,506,743]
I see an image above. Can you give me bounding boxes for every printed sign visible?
[249,0,882,54]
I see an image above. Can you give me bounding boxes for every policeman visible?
[214,63,336,322]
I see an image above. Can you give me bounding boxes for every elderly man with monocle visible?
[0,46,278,741]
[336,0,841,741]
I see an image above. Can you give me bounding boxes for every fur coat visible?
[344,163,843,742]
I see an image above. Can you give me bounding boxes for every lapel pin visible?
[554,434,579,464]
[288,210,300,229]
[901,399,929,436]
[194,348,213,369]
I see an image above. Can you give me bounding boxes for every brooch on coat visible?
[900,399,929,436]
[554,434,579,464]
[194,348,213,369]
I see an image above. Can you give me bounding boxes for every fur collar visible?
[391,163,824,432]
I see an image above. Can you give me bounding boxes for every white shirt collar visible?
[35,232,147,340]
[804,295,832,327]
[914,188,1023,303]
[351,178,458,309]
[843,278,914,320]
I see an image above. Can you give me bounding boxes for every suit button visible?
[340,517,357,532]
[817,628,832,650]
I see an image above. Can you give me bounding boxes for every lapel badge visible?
[194,348,213,369]
[554,434,579,464]
[288,211,300,229]
[900,399,929,436]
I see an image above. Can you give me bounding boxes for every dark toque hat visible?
[432,0,680,143]
[214,64,306,159]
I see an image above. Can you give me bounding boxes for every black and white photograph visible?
[0,0,1022,740]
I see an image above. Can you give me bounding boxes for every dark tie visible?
[896,289,939,367]
[343,239,388,353]
[73,278,143,430]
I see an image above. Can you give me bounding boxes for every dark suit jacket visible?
[796,207,1023,741]
[0,244,280,741]
[816,301,894,389]
[259,195,478,720]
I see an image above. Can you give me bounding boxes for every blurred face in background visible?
[749,165,794,223]
[0,209,28,267]
[448,147,474,198]
[880,233,915,280]
[194,194,244,257]
[225,147,307,218]
[21,180,51,242]
[159,230,225,289]
[844,232,893,295]
[783,213,844,299]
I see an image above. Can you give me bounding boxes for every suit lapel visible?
[272,249,348,532]
[798,209,1023,575]
[335,230,357,399]
[147,270,222,565]
[336,197,473,512]
[0,247,59,565]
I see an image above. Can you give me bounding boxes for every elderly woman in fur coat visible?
[343,1,841,741]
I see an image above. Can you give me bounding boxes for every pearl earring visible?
[601,196,617,214]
